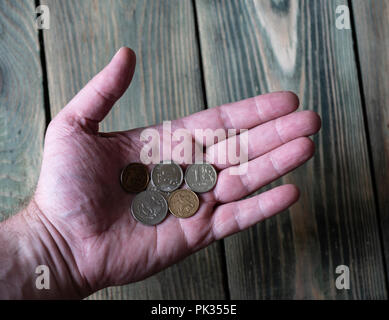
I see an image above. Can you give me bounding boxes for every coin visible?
[131,190,168,225]
[151,161,183,192]
[168,189,200,218]
[184,163,217,193]
[120,163,150,193]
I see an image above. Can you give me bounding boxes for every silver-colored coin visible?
[185,163,217,193]
[151,161,183,192]
[131,190,168,226]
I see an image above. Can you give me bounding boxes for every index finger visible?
[178,91,299,137]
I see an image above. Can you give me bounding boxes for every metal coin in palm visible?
[131,190,168,226]
[168,189,199,218]
[184,163,217,193]
[120,162,150,193]
[151,161,183,192]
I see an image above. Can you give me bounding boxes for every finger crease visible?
[257,196,267,220]
[90,81,117,105]
[212,187,221,203]
[274,118,285,144]
[237,171,251,195]
[218,106,234,130]
[269,153,282,175]
[233,202,243,231]
[210,212,219,241]
[254,96,264,123]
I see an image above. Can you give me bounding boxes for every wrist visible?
[0,199,91,299]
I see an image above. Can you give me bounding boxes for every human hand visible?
[2,47,321,298]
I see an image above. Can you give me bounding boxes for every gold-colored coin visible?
[168,189,199,218]
[120,163,150,193]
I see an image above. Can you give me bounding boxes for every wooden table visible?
[0,0,388,299]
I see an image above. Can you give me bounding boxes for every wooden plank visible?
[352,0,389,281]
[0,1,45,220]
[196,0,387,299]
[41,0,227,299]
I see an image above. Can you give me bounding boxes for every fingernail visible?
[113,47,123,59]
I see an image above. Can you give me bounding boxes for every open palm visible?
[33,48,321,295]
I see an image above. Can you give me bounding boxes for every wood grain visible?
[196,0,387,299]
[0,1,45,220]
[352,0,389,281]
[41,0,227,299]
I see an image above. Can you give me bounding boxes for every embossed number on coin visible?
[168,189,199,218]
[185,163,217,193]
[131,190,168,225]
[151,161,183,192]
[120,163,150,193]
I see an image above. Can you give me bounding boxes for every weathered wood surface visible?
[0,1,45,220]
[352,0,389,280]
[195,0,387,299]
[41,0,227,299]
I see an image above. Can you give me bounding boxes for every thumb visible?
[59,47,136,125]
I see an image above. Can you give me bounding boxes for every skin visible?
[0,47,321,299]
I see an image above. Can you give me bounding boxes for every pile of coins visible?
[120,161,218,226]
